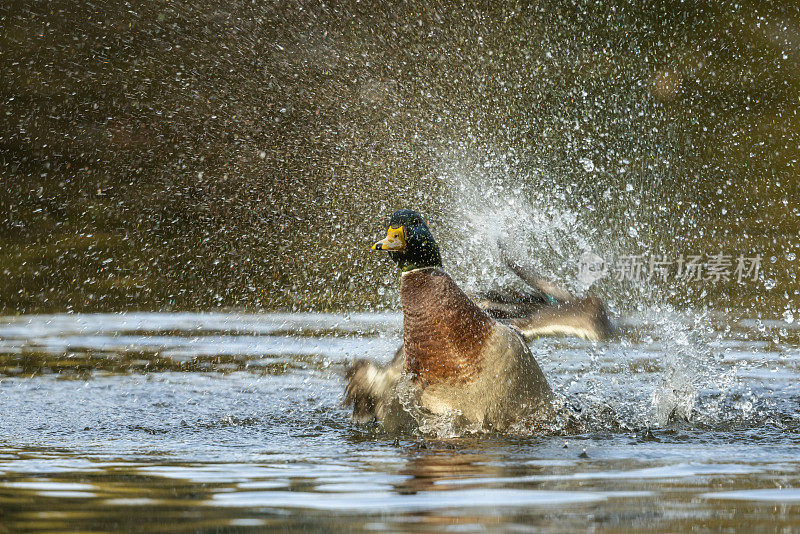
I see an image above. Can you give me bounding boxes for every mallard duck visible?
[345,209,553,432]
[475,243,617,341]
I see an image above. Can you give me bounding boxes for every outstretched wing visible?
[343,346,404,423]
[506,297,617,341]
[497,240,575,303]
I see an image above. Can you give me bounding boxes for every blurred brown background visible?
[1,0,798,315]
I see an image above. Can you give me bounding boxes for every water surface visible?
[1,312,799,531]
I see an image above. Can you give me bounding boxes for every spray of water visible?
[434,147,598,296]
[417,145,755,433]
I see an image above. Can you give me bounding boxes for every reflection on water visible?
[1,312,800,531]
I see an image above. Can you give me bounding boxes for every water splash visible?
[434,148,600,297]
[420,147,775,433]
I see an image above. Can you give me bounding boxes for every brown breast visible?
[401,267,494,384]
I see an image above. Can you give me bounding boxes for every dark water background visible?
[1,0,798,317]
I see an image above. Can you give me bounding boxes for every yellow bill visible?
[372,226,406,251]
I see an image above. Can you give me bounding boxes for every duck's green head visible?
[372,209,442,272]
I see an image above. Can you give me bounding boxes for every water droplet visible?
[579,158,595,172]
[764,279,776,290]
[783,310,794,324]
